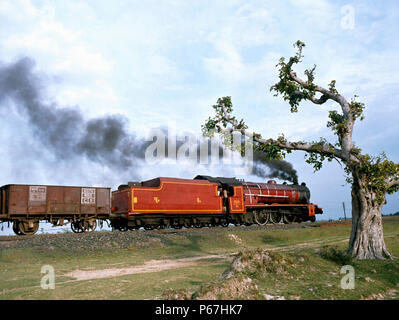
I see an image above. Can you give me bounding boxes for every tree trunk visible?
[348,172,392,259]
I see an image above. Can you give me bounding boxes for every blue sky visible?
[0,0,398,233]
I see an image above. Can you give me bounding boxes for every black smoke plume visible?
[0,57,298,183]
[0,57,146,169]
[252,151,298,184]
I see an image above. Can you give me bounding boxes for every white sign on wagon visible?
[29,186,47,202]
[81,188,96,204]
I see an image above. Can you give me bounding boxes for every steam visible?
[0,57,299,183]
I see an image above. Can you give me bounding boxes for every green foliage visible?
[270,41,317,113]
[349,95,365,121]
[303,138,336,171]
[254,139,287,161]
[327,110,348,136]
[328,80,338,94]
[356,153,399,203]
[201,96,248,137]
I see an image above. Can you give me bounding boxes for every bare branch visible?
[293,90,329,105]
[289,71,351,117]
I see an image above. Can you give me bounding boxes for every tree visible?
[202,41,399,260]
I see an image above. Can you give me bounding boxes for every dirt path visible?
[64,254,233,281]
[62,237,348,282]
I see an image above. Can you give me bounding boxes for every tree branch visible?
[293,90,329,105]
[288,70,355,158]
[216,102,353,162]
[289,71,351,119]
[386,177,399,189]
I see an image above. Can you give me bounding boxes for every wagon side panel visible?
[80,187,97,215]
[8,185,29,215]
[96,188,111,216]
[27,186,48,214]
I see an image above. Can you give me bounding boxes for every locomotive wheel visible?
[269,212,282,224]
[17,220,39,235]
[254,210,269,225]
[283,214,296,224]
[172,223,183,229]
[71,221,85,233]
[221,220,229,227]
[83,220,97,232]
[184,220,191,228]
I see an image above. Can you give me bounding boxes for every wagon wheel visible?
[254,210,269,226]
[83,220,97,232]
[13,221,23,236]
[269,212,282,224]
[17,221,39,235]
[71,220,85,233]
[283,214,296,224]
[117,223,129,231]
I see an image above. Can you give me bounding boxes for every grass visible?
[0,217,398,300]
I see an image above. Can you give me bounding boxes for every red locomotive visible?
[110,175,323,231]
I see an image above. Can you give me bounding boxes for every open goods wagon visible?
[0,184,110,235]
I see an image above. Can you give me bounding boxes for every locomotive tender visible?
[0,176,322,235]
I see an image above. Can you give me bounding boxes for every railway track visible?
[0,219,354,242]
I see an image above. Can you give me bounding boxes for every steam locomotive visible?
[110,175,322,231]
[0,176,322,235]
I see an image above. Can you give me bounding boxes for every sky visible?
[0,0,398,234]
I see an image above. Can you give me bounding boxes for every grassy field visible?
[0,217,398,300]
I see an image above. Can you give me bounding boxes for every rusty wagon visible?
[0,184,110,235]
